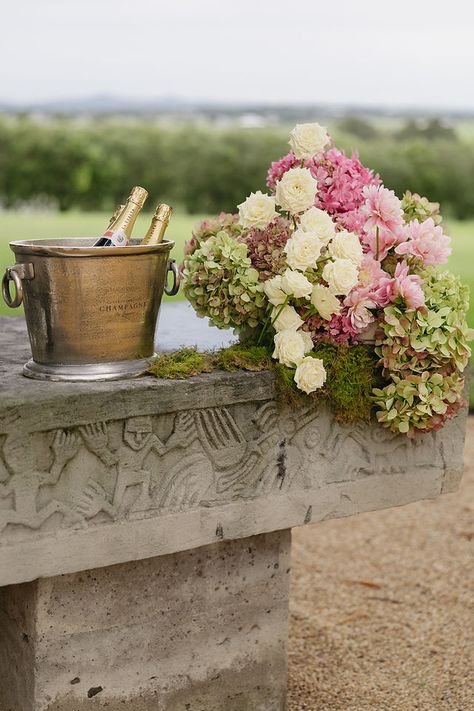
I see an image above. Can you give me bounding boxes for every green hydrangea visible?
[377,269,471,375]
[184,213,242,258]
[182,231,267,331]
[373,371,465,435]
[401,190,442,225]
[373,269,471,435]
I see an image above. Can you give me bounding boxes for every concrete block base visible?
[0,530,290,711]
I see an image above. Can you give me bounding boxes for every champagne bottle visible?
[107,203,125,228]
[141,204,173,245]
[94,187,148,247]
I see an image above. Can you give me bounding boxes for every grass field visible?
[1,211,472,401]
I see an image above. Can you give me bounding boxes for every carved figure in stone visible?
[77,416,167,519]
[77,414,200,519]
[0,431,83,531]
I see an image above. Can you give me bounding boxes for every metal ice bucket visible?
[2,238,180,381]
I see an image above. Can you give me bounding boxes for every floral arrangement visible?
[182,123,472,436]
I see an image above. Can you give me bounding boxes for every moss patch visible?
[214,343,273,372]
[148,348,213,380]
[148,341,381,424]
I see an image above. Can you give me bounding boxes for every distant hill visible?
[1,95,474,121]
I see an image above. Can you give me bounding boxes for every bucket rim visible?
[8,237,175,258]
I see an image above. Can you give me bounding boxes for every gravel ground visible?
[288,417,474,711]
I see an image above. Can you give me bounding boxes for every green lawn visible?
[1,211,472,400]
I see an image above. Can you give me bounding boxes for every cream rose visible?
[322,259,359,296]
[263,275,286,306]
[273,329,307,367]
[272,304,304,332]
[294,356,327,394]
[284,229,322,271]
[311,284,341,321]
[237,190,278,229]
[275,167,318,214]
[280,268,313,300]
[298,207,336,245]
[289,123,330,159]
[329,230,363,266]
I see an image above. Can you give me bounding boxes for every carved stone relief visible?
[0,401,449,540]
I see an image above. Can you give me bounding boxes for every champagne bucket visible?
[2,238,180,382]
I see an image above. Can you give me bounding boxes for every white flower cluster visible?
[263,209,363,394]
[237,123,364,396]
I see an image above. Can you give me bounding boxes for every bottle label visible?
[102,229,128,247]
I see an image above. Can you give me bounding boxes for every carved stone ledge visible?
[0,316,468,586]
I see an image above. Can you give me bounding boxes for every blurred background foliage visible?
[1,115,474,217]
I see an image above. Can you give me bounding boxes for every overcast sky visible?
[1,0,474,109]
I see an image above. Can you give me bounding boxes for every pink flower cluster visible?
[396,217,452,265]
[267,147,381,232]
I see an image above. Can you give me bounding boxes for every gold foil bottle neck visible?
[141,203,173,245]
[128,186,148,208]
[154,203,173,223]
[109,187,148,239]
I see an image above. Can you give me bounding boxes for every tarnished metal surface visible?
[2,238,179,380]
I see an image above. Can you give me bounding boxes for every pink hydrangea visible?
[395,218,452,266]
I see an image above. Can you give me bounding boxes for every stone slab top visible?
[0,305,273,432]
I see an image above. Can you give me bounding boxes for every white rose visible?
[289,123,330,159]
[280,268,313,300]
[294,356,327,394]
[311,284,341,321]
[284,229,322,271]
[275,167,318,214]
[273,329,307,367]
[272,304,304,332]
[263,275,286,306]
[329,230,363,266]
[322,259,359,296]
[237,190,278,229]
[299,207,336,245]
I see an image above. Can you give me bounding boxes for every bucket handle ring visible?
[164,259,180,297]
[2,263,34,309]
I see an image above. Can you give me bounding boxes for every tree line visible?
[1,115,473,218]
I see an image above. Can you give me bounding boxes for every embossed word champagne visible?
[94,187,148,247]
[140,203,173,245]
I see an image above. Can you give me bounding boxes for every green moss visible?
[215,342,273,372]
[148,348,213,380]
[148,341,381,424]
[315,343,380,423]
